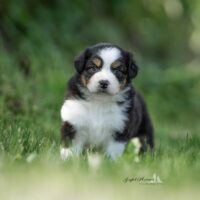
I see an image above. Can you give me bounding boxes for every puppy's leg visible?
[60,121,75,160]
[60,100,86,160]
[136,99,154,154]
[146,125,154,152]
[105,139,126,160]
[137,115,154,154]
[61,122,85,160]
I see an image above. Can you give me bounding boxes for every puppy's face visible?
[74,43,138,95]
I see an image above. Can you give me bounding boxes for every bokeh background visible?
[0,1,200,199]
[1,0,200,126]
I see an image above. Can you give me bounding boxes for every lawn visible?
[0,55,200,199]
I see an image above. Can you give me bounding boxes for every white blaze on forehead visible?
[98,47,121,68]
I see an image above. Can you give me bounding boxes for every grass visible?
[0,52,200,199]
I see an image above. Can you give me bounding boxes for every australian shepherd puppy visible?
[60,43,154,160]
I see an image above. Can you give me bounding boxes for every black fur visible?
[74,48,91,73]
[64,74,85,99]
[114,87,154,151]
[124,51,138,79]
[61,121,76,146]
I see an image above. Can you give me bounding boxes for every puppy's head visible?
[74,43,138,95]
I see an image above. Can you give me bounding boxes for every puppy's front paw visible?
[60,147,73,160]
[105,141,126,160]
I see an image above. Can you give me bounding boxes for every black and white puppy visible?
[60,43,154,160]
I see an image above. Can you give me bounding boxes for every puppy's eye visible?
[111,61,122,69]
[86,66,97,73]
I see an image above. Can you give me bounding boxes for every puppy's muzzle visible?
[99,80,109,90]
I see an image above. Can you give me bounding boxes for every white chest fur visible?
[61,96,128,147]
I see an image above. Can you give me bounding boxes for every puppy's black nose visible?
[99,80,109,89]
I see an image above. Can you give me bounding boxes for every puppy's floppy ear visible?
[125,51,138,79]
[74,48,91,73]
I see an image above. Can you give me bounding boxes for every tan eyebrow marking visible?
[92,57,102,67]
[111,60,121,68]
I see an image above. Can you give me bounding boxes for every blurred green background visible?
[1,0,200,126]
[0,1,200,199]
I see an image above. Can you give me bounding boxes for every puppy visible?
[60,43,154,160]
